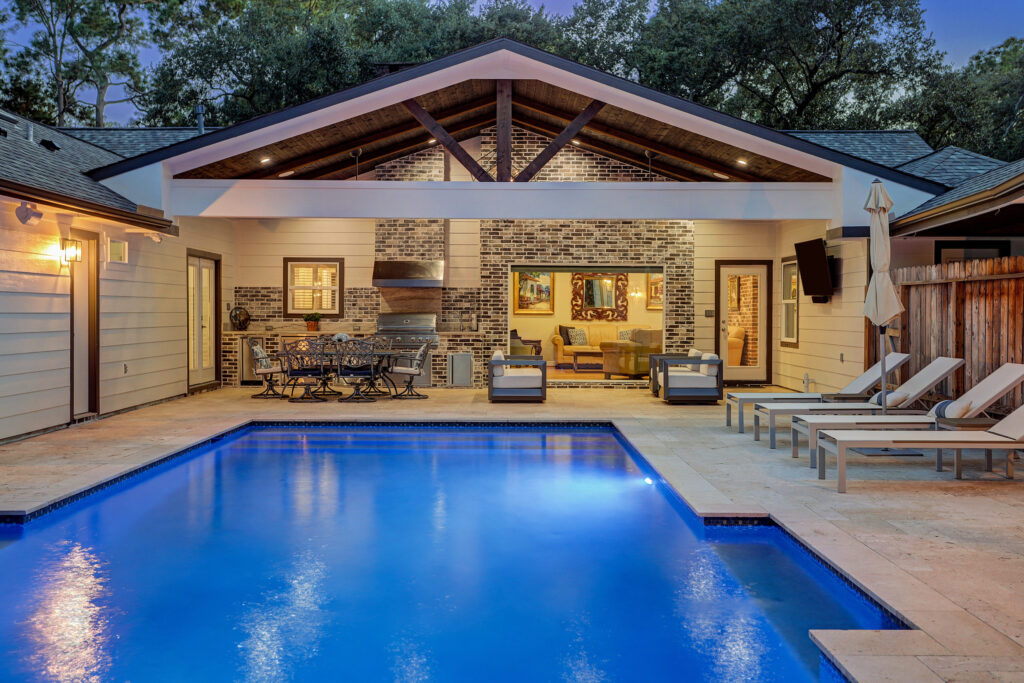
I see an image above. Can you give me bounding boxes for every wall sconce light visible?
[60,237,82,264]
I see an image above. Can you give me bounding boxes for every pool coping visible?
[2,416,1018,680]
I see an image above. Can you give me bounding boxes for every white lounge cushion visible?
[663,370,719,389]
[491,349,505,377]
[687,348,703,370]
[700,353,720,376]
[492,367,543,389]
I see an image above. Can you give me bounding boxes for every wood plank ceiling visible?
[174,79,830,183]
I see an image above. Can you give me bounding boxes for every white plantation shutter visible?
[286,260,341,315]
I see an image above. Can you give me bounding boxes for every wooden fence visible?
[868,256,1024,413]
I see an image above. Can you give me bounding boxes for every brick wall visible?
[727,275,759,366]
[233,286,380,326]
[478,126,671,182]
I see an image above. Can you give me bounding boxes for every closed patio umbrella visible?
[863,179,903,414]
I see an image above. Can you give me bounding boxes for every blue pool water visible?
[0,424,900,681]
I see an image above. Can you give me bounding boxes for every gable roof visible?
[784,130,934,168]
[896,156,1024,222]
[0,110,175,233]
[60,127,216,158]
[84,39,948,194]
[895,146,1005,187]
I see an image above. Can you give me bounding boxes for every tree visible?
[637,0,942,130]
[560,0,648,79]
[11,0,153,126]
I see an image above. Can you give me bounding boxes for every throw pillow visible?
[700,352,720,376]
[618,329,633,341]
[567,328,588,346]
[929,398,973,418]
[491,349,505,377]
[870,389,908,407]
[687,348,703,371]
[558,325,574,345]
[251,344,272,370]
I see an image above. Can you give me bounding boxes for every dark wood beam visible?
[512,114,704,182]
[302,113,495,180]
[515,100,605,183]
[244,96,495,179]
[513,95,764,181]
[496,79,512,181]
[403,99,494,182]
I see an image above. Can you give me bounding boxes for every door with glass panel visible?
[716,261,771,384]
[187,255,218,386]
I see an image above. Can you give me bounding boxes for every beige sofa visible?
[727,325,746,366]
[551,323,651,366]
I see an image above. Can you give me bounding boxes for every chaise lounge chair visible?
[724,352,910,433]
[815,402,1024,492]
[790,363,1024,463]
[750,357,964,448]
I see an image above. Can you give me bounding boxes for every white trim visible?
[168,179,836,220]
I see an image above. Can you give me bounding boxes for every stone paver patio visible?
[1,387,1022,681]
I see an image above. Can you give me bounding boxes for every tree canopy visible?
[0,0,1021,162]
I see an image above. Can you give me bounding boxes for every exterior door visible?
[71,230,99,417]
[187,255,218,386]
[716,261,771,384]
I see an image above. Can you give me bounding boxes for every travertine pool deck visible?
[2,387,1022,681]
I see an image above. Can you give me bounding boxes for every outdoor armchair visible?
[278,338,331,403]
[488,349,546,402]
[335,339,378,402]
[388,342,431,399]
[246,338,285,399]
[657,353,723,403]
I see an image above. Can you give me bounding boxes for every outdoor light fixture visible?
[260,157,272,164]
[643,477,654,485]
[737,158,748,166]
[427,138,437,144]
[15,201,42,226]
[60,237,82,264]
[571,139,580,145]
[713,172,729,180]
[278,170,295,178]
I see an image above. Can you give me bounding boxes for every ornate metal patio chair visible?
[335,338,378,402]
[279,337,329,402]
[388,342,431,399]
[245,337,285,399]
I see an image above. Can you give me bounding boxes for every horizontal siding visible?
[232,218,374,288]
[0,203,70,440]
[774,221,867,392]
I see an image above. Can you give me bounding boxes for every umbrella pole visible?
[879,325,887,415]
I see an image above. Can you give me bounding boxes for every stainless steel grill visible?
[375,313,438,349]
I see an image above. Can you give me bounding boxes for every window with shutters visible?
[283,258,343,317]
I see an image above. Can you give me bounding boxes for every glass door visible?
[718,263,770,383]
[187,255,217,386]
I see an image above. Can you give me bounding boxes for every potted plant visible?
[303,312,322,331]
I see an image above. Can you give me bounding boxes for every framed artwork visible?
[728,275,740,311]
[646,273,664,310]
[512,271,555,314]
[571,272,628,321]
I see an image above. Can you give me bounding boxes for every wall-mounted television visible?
[794,238,836,303]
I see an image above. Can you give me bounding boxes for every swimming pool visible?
[0,423,900,681]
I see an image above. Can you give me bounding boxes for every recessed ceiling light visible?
[713,172,729,180]
[260,157,271,164]
[737,159,748,166]
[428,138,437,144]
[571,139,580,145]
[278,170,295,178]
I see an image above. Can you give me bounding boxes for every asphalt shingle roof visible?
[898,156,1024,220]
[785,130,935,168]
[60,127,215,158]
[896,146,1005,187]
[0,111,138,212]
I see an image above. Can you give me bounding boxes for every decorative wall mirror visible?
[571,272,628,320]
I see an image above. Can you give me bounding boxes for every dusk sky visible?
[6,0,1022,124]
